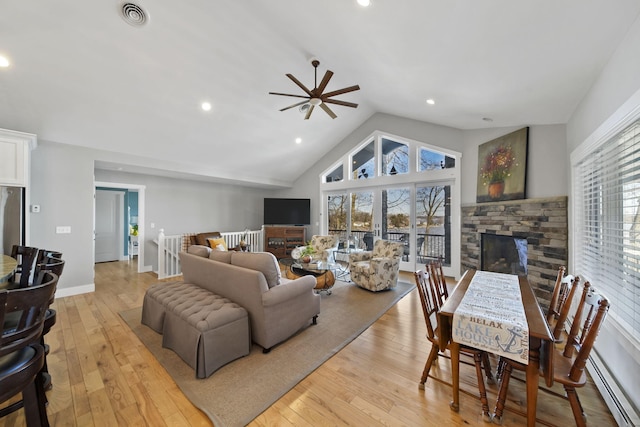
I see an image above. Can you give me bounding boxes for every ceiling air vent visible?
[121,2,148,27]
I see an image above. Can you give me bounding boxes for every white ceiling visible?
[2,1,640,187]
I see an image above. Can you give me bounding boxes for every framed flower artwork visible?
[476,127,528,203]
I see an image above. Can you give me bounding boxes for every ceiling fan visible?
[269,59,360,120]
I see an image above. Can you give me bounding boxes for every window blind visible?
[573,118,640,341]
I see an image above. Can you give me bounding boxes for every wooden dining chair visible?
[493,281,610,426]
[549,270,581,342]
[414,270,494,422]
[427,259,448,309]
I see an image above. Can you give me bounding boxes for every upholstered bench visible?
[141,282,251,378]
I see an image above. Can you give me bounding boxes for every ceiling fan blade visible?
[316,70,334,95]
[286,74,314,96]
[322,85,360,99]
[269,92,310,99]
[323,99,358,108]
[304,104,315,120]
[320,103,337,119]
[280,100,309,112]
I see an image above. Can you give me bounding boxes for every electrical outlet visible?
[31,205,40,213]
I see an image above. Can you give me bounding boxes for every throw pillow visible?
[208,237,228,251]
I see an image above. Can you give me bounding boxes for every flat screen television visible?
[263,198,311,225]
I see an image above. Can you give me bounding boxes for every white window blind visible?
[573,119,640,340]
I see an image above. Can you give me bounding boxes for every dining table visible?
[438,269,554,427]
[1,254,18,287]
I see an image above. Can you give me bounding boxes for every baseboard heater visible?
[588,351,640,426]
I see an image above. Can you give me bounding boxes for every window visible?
[573,118,640,340]
[351,140,374,180]
[381,138,408,176]
[419,147,455,171]
[325,164,343,182]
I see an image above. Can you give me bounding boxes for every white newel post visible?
[158,228,166,279]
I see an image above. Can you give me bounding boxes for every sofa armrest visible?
[349,250,372,267]
[262,276,316,307]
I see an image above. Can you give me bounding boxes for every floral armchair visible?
[309,234,339,262]
[349,239,405,292]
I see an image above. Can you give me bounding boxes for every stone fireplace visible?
[461,196,568,310]
[481,233,528,275]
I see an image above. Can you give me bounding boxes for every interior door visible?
[95,190,124,263]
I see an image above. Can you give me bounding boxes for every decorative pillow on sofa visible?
[231,252,281,288]
[187,245,211,258]
[208,237,228,251]
[209,251,232,264]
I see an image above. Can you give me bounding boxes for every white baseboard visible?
[141,264,152,273]
[55,283,95,298]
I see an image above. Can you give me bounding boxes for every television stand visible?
[264,226,305,259]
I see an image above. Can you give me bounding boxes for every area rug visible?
[120,280,413,427]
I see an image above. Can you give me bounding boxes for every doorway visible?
[95,189,125,262]
[94,181,146,273]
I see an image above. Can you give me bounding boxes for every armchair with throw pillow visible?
[308,235,339,262]
[348,239,405,292]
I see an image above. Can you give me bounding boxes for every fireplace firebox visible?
[481,233,528,276]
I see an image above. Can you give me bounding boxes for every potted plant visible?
[292,241,315,263]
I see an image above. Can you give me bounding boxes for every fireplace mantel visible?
[460,196,568,309]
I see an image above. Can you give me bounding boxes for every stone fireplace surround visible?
[460,196,568,310]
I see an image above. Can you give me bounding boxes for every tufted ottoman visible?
[141,282,250,378]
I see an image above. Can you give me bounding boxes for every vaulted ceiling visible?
[2,1,639,187]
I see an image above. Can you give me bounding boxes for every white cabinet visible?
[0,128,36,187]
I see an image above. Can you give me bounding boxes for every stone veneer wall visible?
[460,196,568,310]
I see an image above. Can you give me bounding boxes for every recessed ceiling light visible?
[201,102,212,111]
[357,0,371,7]
[295,138,302,144]
[0,55,9,68]
[426,99,435,105]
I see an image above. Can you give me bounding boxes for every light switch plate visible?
[56,226,71,234]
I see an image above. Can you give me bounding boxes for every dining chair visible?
[414,270,494,421]
[33,257,66,390]
[547,268,581,342]
[427,258,448,309]
[9,245,39,288]
[493,281,610,426]
[0,271,58,426]
[36,249,63,264]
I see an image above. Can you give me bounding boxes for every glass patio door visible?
[415,183,451,267]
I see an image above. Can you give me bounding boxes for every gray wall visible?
[30,140,274,294]
[95,169,268,271]
[278,113,568,237]
[565,13,640,419]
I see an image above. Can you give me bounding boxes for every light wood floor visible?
[0,260,616,426]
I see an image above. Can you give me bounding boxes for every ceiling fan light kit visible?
[269,59,360,120]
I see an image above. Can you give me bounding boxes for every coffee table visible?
[279,258,337,294]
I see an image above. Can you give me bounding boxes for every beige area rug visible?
[120,280,413,427]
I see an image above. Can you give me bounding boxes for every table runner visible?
[452,271,529,364]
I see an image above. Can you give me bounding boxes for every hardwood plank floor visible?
[0,261,616,426]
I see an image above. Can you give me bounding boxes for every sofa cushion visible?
[187,245,211,258]
[209,251,232,264]
[231,252,281,288]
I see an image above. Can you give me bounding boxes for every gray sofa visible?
[178,247,320,352]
